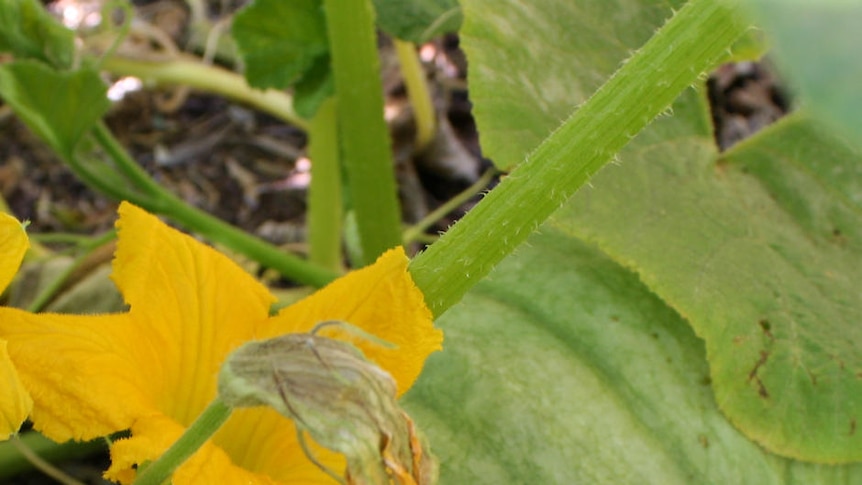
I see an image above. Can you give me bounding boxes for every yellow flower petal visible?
[0,309,147,440]
[107,414,283,485]
[0,203,440,483]
[214,408,345,483]
[0,212,28,294]
[0,212,31,439]
[110,202,276,423]
[267,247,443,394]
[0,340,32,439]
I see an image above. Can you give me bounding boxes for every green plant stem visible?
[162,192,339,287]
[8,436,85,485]
[92,122,168,203]
[394,39,436,151]
[68,124,339,287]
[408,0,750,318]
[0,432,106,481]
[133,399,232,485]
[307,98,344,273]
[402,168,496,245]
[323,0,403,265]
[101,55,308,131]
[27,229,117,313]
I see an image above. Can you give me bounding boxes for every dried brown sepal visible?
[218,322,437,485]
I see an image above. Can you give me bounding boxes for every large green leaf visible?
[0,61,109,159]
[557,104,862,462]
[405,222,862,483]
[406,0,862,473]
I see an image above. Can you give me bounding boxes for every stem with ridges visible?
[408,0,749,317]
[308,97,344,273]
[323,0,403,265]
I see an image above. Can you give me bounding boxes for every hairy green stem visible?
[394,39,436,151]
[132,399,232,485]
[323,0,403,265]
[101,55,308,131]
[408,0,750,317]
[307,98,344,272]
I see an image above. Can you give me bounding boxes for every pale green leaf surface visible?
[552,97,862,462]
[404,228,862,482]
[0,0,74,69]
[0,61,109,159]
[373,0,462,43]
[748,1,862,144]
[461,0,687,170]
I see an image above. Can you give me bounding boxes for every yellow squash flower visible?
[0,202,442,484]
[0,212,32,439]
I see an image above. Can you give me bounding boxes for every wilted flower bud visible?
[219,322,437,484]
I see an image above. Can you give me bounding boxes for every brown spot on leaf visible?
[748,350,770,399]
[758,319,774,340]
[851,418,857,436]
[698,434,710,448]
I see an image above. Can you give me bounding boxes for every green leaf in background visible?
[405,217,862,483]
[747,0,862,145]
[292,54,335,120]
[559,102,862,462]
[232,0,333,118]
[0,0,74,69]
[460,0,687,170]
[0,61,109,159]
[406,0,862,473]
[373,0,462,43]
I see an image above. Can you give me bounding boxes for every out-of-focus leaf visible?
[461,0,687,170]
[293,54,334,120]
[232,0,332,118]
[0,61,108,158]
[373,0,462,43]
[0,0,74,69]
[748,0,862,144]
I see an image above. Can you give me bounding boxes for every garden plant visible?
[0,0,861,483]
